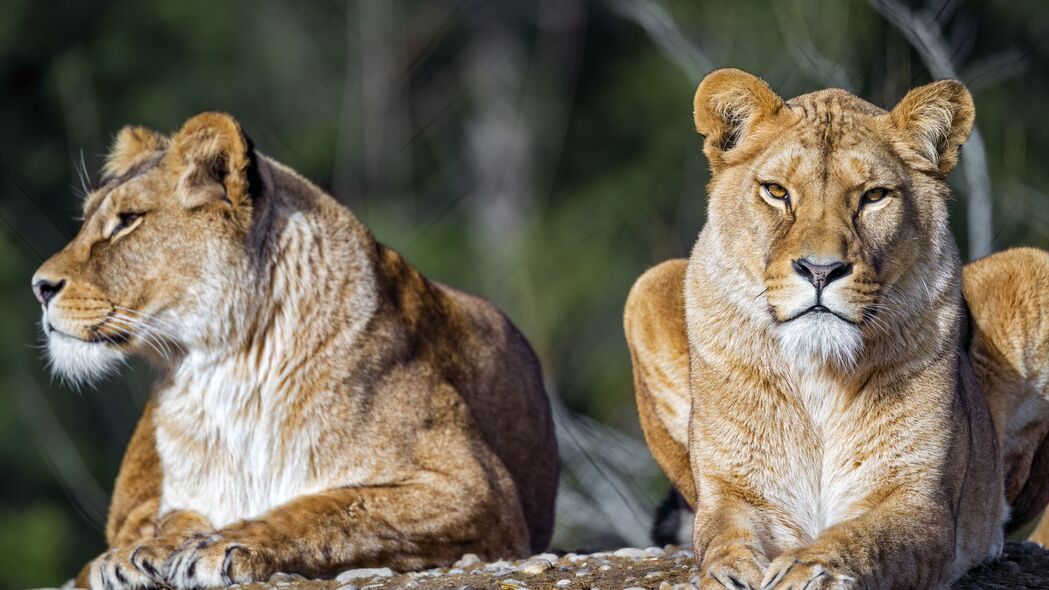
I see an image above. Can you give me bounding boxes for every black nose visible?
[33,279,65,307]
[792,258,852,291]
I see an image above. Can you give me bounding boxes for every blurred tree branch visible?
[869,0,998,259]
[609,0,714,81]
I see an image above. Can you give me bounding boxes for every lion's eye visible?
[763,183,789,200]
[110,212,142,239]
[862,188,889,204]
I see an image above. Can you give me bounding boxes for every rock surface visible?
[207,541,1049,589]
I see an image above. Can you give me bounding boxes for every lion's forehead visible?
[781,89,888,152]
[82,153,172,219]
[759,141,897,191]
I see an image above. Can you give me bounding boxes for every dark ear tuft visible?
[693,68,785,169]
[171,112,255,207]
[889,79,974,175]
[103,126,169,180]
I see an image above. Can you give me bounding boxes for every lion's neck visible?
[163,164,381,408]
[153,170,384,525]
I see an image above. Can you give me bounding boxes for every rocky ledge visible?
[212,541,1049,590]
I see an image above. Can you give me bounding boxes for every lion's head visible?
[31,113,262,386]
[693,69,974,367]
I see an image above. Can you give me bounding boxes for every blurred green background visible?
[2,0,1048,587]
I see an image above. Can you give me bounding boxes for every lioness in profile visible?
[32,113,558,589]
[626,69,1049,588]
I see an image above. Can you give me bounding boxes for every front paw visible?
[165,533,274,588]
[700,544,769,590]
[761,552,856,590]
[87,538,179,589]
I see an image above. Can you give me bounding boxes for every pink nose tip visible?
[32,279,65,307]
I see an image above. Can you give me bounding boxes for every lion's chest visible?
[757,369,880,544]
[152,359,366,529]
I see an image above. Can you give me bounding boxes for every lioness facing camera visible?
[32,113,558,589]
[626,69,1049,588]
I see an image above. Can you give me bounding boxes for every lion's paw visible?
[700,544,769,589]
[87,538,179,590]
[165,533,273,589]
[761,553,856,590]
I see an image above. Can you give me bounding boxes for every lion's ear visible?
[170,112,255,208]
[103,126,169,180]
[889,80,974,175]
[693,68,785,169]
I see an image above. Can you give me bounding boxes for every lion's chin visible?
[45,329,126,389]
[776,312,863,369]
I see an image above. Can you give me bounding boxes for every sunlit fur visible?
[43,325,126,388]
[626,70,1049,590]
[775,313,862,368]
[32,113,558,590]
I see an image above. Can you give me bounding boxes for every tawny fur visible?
[32,113,558,589]
[626,69,1049,589]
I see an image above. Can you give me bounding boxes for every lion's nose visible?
[32,278,66,307]
[792,258,852,291]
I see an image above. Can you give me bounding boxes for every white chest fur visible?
[763,367,874,544]
[154,352,343,528]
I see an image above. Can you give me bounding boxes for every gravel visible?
[49,541,1049,590]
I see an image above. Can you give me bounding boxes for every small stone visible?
[613,548,648,559]
[499,579,528,589]
[336,585,358,590]
[671,550,694,560]
[565,553,587,563]
[598,565,611,571]
[455,553,482,568]
[336,567,395,582]
[519,556,556,575]
[448,568,465,575]
[269,572,306,583]
[645,571,663,579]
[659,582,673,590]
[644,546,666,558]
[575,569,591,577]
[484,560,513,572]
[624,587,647,590]
[555,580,572,588]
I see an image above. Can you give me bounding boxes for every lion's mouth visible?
[47,323,132,346]
[789,304,859,325]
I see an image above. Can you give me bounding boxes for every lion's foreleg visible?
[161,477,528,587]
[761,490,954,590]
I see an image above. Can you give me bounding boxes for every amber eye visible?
[763,183,789,200]
[110,212,142,239]
[862,187,889,204]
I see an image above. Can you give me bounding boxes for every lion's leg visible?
[75,399,163,588]
[963,248,1049,540]
[625,259,696,506]
[160,440,528,587]
[79,399,218,589]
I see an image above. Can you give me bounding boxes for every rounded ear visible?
[103,126,169,180]
[170,112,255,208]
[693,68,785,169]
[889,79,974,175]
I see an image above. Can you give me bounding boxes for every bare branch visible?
[869,0,993,258]
[608,0,713,81]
